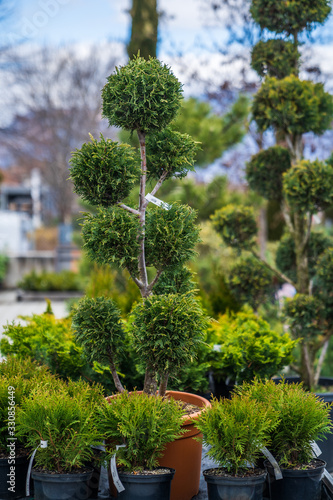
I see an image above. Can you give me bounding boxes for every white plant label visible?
[261,447,283,480]
[311,441,322,457]
[110,444,126,493]
[145,193,171,210]
[26,440,48,496]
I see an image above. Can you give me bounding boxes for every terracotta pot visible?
[106,390,211,500]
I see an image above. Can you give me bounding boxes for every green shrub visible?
[195,395,275,474]
[251,39,300,79]
[97,391,185,471]
[102,56,182,133]
[211,205,257,251]
[18,270,82,291]
[16,381,103,472]
[237,378,333,467]
[208,310,296,384]
[0,254,8,283]
[70,134,141,207]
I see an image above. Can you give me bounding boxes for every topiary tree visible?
[212,0,333,390]
[70,56,208,396]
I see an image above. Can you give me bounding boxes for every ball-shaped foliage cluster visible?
[70,135,141,207]
[251,40,300,79]
[283,294,323,340]
[82,207,141,275]
[250,0,331,34]
[146,127,199,180]
[276,231,332,283]
[130,293,209,377]
[283,159,333,214]
[145,204,200,270]
[211,204,257,251]
[252,76,333,135]
[153,266,196,295]
[72,296,124,364]
[102,56,183,133]
[246,146,291,201]
[228,256,275,311]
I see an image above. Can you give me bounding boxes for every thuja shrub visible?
[130,293,209,382]
[251,39,300,79]
[72,296,125,367]
[145,204,200,269]
[98,391,185,471]
[246,146,291,201]
[283,294,323,340]
[211,205,257,251]
[283,159,333,214]
[195,395,274,474]
[250,0,331,34]
[276,231,332,283]
[146,127,199,180]
[102,56,183,133]
[70,134,141,207]
[208,310,296,383]
[228,256,275,311]
[252,76,333,135]
[237,379,333,467]
[82,207,141,275]
[16,382,103,472]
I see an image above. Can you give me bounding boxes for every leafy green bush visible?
[237,378,333,467]
[18,270,83,291]
[283,159,333,213]
[228,256,275,311]
[130,293,209,393]
[250,0,331,34]
[211,205,257,251]
[70,134,141,207]
[16,381,103,472]
[208,310,296,384]
[276,231,332,283]
[195,394,275,474]
[252,76,333,135]
[102,56,182,133]
[246,146,291,201]
[251,39,300,79]
[98,391,185,471]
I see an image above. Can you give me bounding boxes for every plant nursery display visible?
[70,55,210,500]
[211,0,333,391]
[237,378,333,500]
[195,394,274,500]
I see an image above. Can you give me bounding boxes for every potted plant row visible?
[195,378,333,500]
[69,54,211,500]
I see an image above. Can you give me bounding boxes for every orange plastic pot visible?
[158,391,211,500]
[106,390,210,500]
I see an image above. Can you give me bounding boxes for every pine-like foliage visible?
[237,379,333,467]
[195,395,275,474]
[98,391,185,471]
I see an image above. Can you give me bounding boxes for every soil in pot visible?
[0,450,30,500]
[203,467,267,500]
[265,458,326,500]
[31,468,93,500]
[116,467,175,500]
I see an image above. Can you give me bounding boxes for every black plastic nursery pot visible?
[116,467,175,500]
[0,454,30,500]
[265,459,326,500]
[273,376,333,473]
[203,468,267,500]
[31,468,93,500]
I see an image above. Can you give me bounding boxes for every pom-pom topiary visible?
[251,39,300,79]
[211,204,257,251]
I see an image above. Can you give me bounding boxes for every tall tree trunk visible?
[127,0,158,60]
